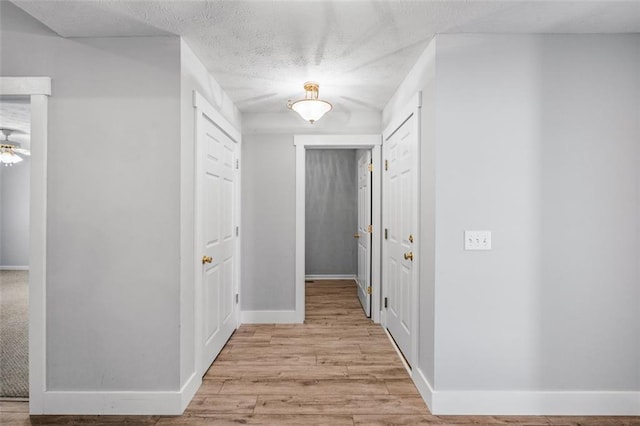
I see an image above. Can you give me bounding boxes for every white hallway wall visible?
[1,0,182,392]
[384,34,640,414]
[1,1,241,413]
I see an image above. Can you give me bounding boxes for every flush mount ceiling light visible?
[0,129,30,167]
[287,82,332,124]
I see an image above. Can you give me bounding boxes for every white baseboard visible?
[305,274,356,280]
[240,310,300,324]
[34,371,202,415]
[180,371,201,413]
[405,345,639,416]
[0,265,29,270]
[412,367,434,411]
[40,391,182,415]
[429,389,640,416]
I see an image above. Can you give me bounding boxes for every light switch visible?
[464,230,491,250]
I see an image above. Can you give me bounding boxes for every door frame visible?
[381,92,421,369]
[356,149,373,317]
[193,91,242,377]
[0,77,51,413]
[294,134,382,324]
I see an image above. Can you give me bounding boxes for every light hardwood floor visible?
[1,280,638,425]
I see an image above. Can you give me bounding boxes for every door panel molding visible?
[193,91,241,379]
[382,92,421,368]
[294,135,382,324]
[356,149,373,317]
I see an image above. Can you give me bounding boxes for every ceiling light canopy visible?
[287,82,332,124]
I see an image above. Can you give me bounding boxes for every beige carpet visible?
[0,270,28,398]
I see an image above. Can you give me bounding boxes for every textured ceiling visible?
[11,0,640,114]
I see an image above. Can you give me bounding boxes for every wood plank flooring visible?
[1,280,639,425]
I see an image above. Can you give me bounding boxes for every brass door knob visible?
[202,255,213,264]
[354,233,360,239]
[404,252,414,261]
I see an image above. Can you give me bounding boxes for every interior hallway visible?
[1,280,639,425]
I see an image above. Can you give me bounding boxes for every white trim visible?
[304,274,357,280]
[294,141,306,324]
[430,389,640,416]
[193,92,241,142]
[234,129,242,330]
[193,94,204,379]
[1,78,51,415]
[370,143,382,323]
[0,266,30,270]
[294,134,383,325]
[40,391,183,415]
[0,77,51,96]
[382,92,422,140]
[30,93,49,414]
[240,310,299,324]
[412,367,434,412]
[294,134,383,148]
[179,372,201,413]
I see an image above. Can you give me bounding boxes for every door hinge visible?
[384,228,388,240]
[235,226,239,236]
[384,159,388,171]
[368,163,373,172]
[367,224,373,233]
[235,293,239,304]
[236,159,240,169]
[367,286,372,295]
[384,297,388,308]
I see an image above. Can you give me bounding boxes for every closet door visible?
[383,113,417,366]
[356,150,372,317]
[196,97,239,376]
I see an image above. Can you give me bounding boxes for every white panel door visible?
[383,114,417,366]
[198,113,237,375]
[356,150,372,317]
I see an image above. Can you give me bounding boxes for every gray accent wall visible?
[305,149,357,276]
[0,157,30,268]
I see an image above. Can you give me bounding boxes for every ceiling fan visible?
[0,128,30,166]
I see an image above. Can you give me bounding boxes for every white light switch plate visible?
[464,230,492,250]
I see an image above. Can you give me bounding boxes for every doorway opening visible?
[0,77,50,414]
[294,135,382,324]
[0,95,31,399]
[304,149,370,318]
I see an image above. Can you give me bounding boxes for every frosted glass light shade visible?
[290,99,332,124]
[0,150,23,165]
[288,82,333,124]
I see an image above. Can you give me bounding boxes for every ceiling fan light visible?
[0,150,23,165]
[0,129,30,165]
[288,82,333,124]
